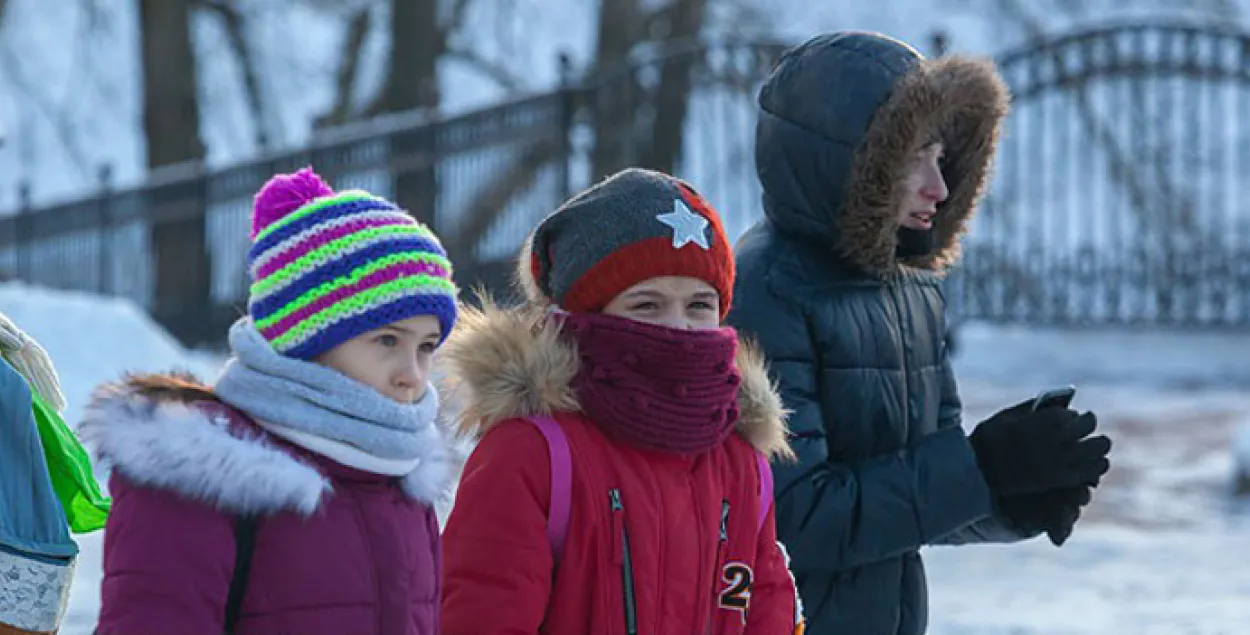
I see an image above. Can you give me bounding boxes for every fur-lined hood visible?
[438,300,794,460]
[79,374,328,517]
[755,32,1009,278]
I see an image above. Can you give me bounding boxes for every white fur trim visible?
[399,431,457,506]
[79,393,331,517]
[0,548,74,632]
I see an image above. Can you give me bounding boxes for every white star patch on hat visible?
[656,198,710,250]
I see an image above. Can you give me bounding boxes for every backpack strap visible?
[523,416,572,563]
[524,417,771,558]
[756,451,774,535]
[223,515,260,634]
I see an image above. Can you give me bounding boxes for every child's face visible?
[896,141,949,231]
[602,276,720,331]
[315,315,441,404]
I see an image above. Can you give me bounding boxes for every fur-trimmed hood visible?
[438,300,794,460]
[755,31,1009,278]
[78,373,461,518]
[79,373,330,516]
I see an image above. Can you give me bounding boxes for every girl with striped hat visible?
[81,167,459,635]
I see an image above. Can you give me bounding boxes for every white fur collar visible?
[79,385,331,517]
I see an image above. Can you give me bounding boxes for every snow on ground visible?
[0,281,224,420]
[954,322,1250,391]
[3,282,1250,633]
[928,325,1250,635]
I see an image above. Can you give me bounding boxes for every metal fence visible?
[0,38,784,346]
[947,22,1250,328]
[4,23,1250,347]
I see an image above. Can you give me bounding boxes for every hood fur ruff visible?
[839,55,1009,277]
[439,299,794,461]
[80,373,378,518]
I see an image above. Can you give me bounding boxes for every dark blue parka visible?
[727,33,1027,635]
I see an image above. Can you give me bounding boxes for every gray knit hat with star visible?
[517,167,735,317]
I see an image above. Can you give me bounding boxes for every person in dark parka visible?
[727,32,1113,635]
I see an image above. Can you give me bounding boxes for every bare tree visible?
[0,41,93,180]
[139,0,210,335]
[443,0,711,266]
[196,0,272,149]
[587,0,709,178]
[315,6,373,129]
[317,0,523,129]
[366,0,443,116]
[140,0,205,167]
[587,0,646,177]
[311,0,524,240]
[636,0,707,175]
[375,0,442,230]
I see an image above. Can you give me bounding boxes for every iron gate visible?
[948,22,1250,328]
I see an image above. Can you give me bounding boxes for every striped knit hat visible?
[519,167,734,318]
[246,167,457,360]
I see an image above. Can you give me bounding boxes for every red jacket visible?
[439,304,801,635]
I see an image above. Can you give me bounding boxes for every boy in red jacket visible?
[440,167,804,634]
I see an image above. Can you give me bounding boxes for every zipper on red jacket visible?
[706,499,730,634]
[609,488,638,635]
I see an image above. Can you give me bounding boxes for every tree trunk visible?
[589,0,644,179]
[638,0,706,175]
[589,0,703,179]
[381,0,441,228]
[140,0,204,168]
[139,0,211,345]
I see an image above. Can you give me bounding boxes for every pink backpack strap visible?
[524,416,572,562]
[756,451,774,534]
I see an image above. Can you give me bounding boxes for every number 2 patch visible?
[718,562,754,617]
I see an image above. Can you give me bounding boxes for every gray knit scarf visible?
[213,318,453,505]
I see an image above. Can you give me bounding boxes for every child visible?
[728,32,1109,635]
[439,167,804,634]
[80,168,458,635]
[0,312,99,635]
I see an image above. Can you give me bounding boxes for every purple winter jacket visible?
[80,374,449,635]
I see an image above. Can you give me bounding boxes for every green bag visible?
[29,391,111,533]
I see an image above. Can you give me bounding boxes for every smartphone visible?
[1030,385,1076,413]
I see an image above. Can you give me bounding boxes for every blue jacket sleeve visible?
[0,359,76,634]
[727,280,996,573]
[0,359,76,560]
[928,349,1036,545]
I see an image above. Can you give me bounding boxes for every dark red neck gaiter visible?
[559,312,741,455]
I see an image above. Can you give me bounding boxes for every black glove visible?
[998,485,1093,547]
[968,403,1112,497]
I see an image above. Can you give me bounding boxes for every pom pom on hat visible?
[251,167,336,239]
